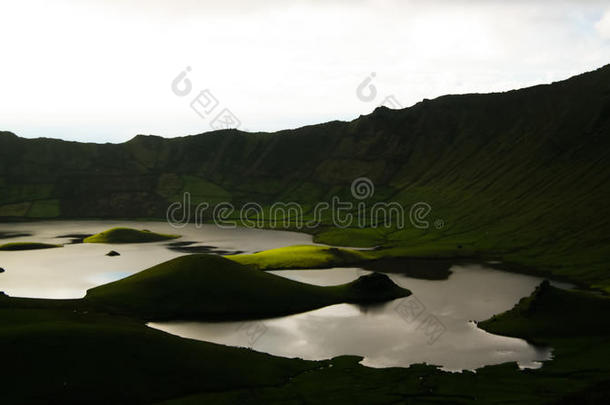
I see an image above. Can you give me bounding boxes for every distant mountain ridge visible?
[1,64,609,288]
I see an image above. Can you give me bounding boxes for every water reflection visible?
[0,221,314,298]
[150,265,562,371]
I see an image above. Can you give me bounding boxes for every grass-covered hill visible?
[1,65,609,288]
[229,245,371,270]
[2,280,610,404]
[83,227,180,243]
[0,242,61,251]
[85,254,410,320]
[480,280,610,341]
[0,298,316,405]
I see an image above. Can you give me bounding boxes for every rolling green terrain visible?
[227,245,454,280]
[1,65,610,403]
[2,65,609,290]
[1,281,609,404]
[85,254,410,320]
[0,295,315,405]
[0,242,62,251]
[480,280,610,341]
[83,227,180,243]
[228,245,373,269]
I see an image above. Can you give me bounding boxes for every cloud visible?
[0,0,609,142]
[596,8,610,39]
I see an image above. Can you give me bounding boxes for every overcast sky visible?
[1,0,609,143]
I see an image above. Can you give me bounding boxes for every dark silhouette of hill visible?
[1,64,609,288]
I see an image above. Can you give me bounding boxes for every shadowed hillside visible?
[1,65,609,288]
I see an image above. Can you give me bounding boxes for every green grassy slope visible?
[83,227,180,243]
[2,282,610,404]
[156,283,610,404]
[480,280,610,341]
[227,245,454,280]
[0,242,62,251]
[0,297,315,405]
[1,65,609,288]
[85,254,410,320]
[228,245,373,269]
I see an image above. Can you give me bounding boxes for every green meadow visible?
[1,65,609,402]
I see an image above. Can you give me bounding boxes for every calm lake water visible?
[150,266,573,372]
[0,220,313,298]
[1,221,570,372]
